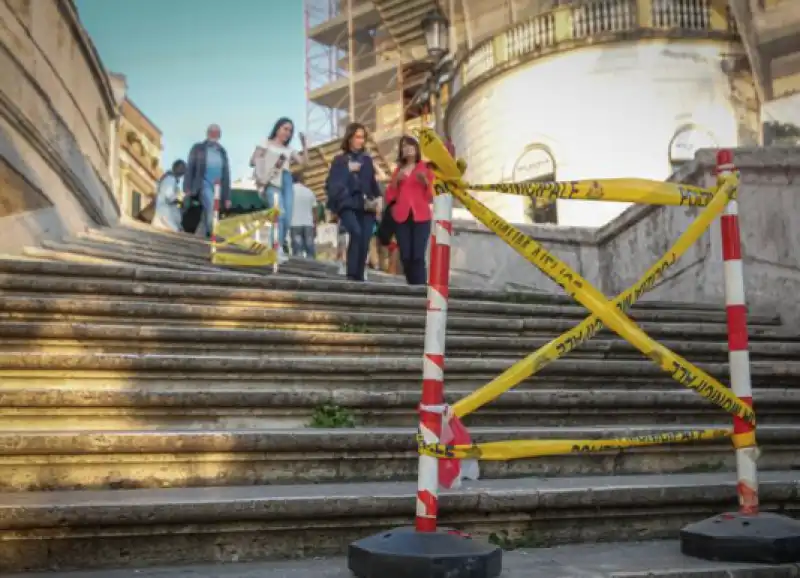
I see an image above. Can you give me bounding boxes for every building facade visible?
[447,0,752,227]
[304,0,800,229]
[108,73,164,221]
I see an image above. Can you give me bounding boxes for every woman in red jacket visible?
[385,136,434,285]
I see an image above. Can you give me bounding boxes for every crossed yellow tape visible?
[211,208,280,267]
[415,128,754,461]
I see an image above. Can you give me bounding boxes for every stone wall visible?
[0,0,119,254]
[450,146,800,321]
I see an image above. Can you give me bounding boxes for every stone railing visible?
[452,0,737,95]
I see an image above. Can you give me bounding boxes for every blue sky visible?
[76,0,306,181]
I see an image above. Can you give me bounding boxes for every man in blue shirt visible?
[183,124,232,237]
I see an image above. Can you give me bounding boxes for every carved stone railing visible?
[452,0,737,96]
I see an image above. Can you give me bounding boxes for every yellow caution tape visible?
[468,179,716,207]
[211,208,280,267]
[453,178,736,418]
[417,428,733,460]
[216,207,280,238]
[214,214,278,248]
[416,128,754,426]
[211,249,277,266]
[732,430,757,449]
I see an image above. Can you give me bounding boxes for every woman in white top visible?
[250,117,308,263]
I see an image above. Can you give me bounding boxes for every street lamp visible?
[421,10,449,60]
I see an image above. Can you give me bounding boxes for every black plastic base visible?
[681,511,800,564]
[348,526,503,578]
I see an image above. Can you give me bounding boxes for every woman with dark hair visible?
[325,122,382,282]
[251,117,308,263]
[384,135,433,285]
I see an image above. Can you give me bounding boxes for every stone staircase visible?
[0,222,798,573]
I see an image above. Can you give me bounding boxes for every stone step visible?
[1,321,798,360]
[61,238,214,266]
[0,258,741,312]
[21,245,220,272]
[1,425,796,492]
[0,296,788,340]
[0,385,794,429]
[5,540,798,578]
[33,241,226,272]
[0,471,795,572]
[77,228,216,256]
[0,274,782,326]
[1,351,798,378]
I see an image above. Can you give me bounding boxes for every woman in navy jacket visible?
[325,123,382,281]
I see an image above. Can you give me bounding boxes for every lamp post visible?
[421,10,453,135]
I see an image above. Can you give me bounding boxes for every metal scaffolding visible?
[304,0,410,150]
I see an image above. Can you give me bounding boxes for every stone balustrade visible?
[448,146,800,323]
[453,0,737,97]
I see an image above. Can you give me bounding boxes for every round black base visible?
[347,526,503,578]
[680,511,800,564]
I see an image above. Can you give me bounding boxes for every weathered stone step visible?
[1,352,798,378]
[0,258,741,312]
[2,321,799,360]
[24,244,224,273]
[6,540,797,578]
[0,471,795,572]
[0,386,794,429]
[57,238,215,267]
[0,275,782,326]
[75,230,216,260]
[0,296,787,339]
[1,425,796,492]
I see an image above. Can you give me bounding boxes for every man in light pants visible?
[289,172,317,259]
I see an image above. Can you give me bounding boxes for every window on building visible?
[763,121,800,146]
[512,144,558,224]
[668,124,717,174]
[131,190,142,217]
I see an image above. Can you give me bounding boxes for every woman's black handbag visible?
[181,197,204,234]
[377,201,397,247]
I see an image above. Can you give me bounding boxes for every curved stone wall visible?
[0,0,119,253]
[448,40,748,227]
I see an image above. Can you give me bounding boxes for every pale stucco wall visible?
[0,0,119,254]
[448,146,800,322]
[448,39,748,228]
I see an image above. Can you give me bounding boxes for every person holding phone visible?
[250,117,308,263]
[384,135,433,285]
[324,122,382,282]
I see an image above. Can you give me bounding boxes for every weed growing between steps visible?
[488,529,548,550]
[309,404,357,428]
[339,323,371,333]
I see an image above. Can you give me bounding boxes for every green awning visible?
[228,188,267,214]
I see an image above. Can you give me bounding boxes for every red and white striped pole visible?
[210,181,221,260]
[415,153,454,533]
[717,149,758,514]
